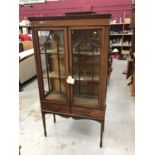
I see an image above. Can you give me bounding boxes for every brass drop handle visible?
[66,76,75,85]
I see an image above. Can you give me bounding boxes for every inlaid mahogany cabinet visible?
[29,14,111,147]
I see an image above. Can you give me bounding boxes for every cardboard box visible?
[124,18,131,24]
[121,50,130,55]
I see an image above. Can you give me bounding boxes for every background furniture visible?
[21,41,33,51]
[29,14,111,147]
[109,16,132,60]
[19,49,36,84]
[19,41,36,87]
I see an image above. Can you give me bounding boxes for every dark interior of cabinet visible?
[71,29,101,106]
[38,30,67,102]
[38,29,102,106]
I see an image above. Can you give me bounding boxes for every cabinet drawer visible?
[42,102,69,113]
[71,107,104,119]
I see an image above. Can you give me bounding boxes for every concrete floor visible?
[19,59,135,155]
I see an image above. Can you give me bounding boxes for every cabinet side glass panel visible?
[38,30,67,102]
[71,29,102,107]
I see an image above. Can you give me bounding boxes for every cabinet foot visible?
[44,132,47,137]
[42,113,47,137]
[100,142,102,148]
[53,114,56,123]
[100,120,104,148]
[19,81,23,92]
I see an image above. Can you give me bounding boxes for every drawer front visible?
[42,102,69,113]
[71,107,104,119]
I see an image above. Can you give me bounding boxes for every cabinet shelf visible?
[45,92,66,101]
[74,96,98,107]
[122,45,131,47]
[123,33,133,35]
[41,49,100,57]
[111,45,131,48]
[45,93,98,107]
[110,23,131,26]
[44,72,99,82]
[73,51,100,56]
[111,44,122,47]
[110,23,124,25]
[43,72,65,79]
[110,33,123,36]
[74,59,99,64]
[49,72,65,79]
[75,75,99,82]
[40,49,64,54]
[110,33,133,36]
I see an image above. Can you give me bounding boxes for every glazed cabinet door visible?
[68,27,106,108]
[35,28,69,103]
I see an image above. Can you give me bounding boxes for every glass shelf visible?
[74,95,98,107]
[75,75,99,82]
[48,72,65,79]
[45,92,66,101]
[73,51,100,56]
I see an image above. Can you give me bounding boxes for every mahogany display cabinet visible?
[29,14,111,147]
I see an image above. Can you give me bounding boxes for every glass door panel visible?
[71,29,102,107]
[38,30,67,102]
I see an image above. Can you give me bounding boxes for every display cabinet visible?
[29,14,111,147]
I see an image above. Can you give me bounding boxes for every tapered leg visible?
[100,120,104,148]
[19,145,21,155]
[53,114,56,123]
[42,112,47,137]
[19,81,23,92]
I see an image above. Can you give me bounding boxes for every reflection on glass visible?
[72,29,102,107]
[38,30,66,102]
[40,53,49,94]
